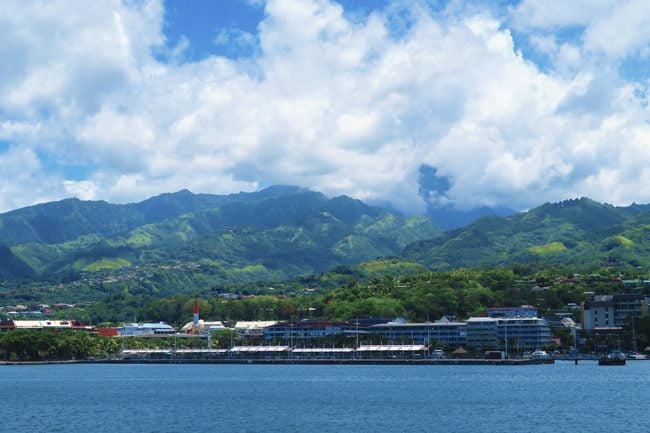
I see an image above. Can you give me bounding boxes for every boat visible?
[626,352,646,360]
[598,350,626,366]
[531,349,552,360]
[626,319,646,359]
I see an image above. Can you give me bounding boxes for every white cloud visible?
[2,0,650,216]
[509,0,618,29]
[511,0,650,59]
[0,147,60,211]
[63,180,99,200]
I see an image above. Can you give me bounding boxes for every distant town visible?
[1,288,648,363]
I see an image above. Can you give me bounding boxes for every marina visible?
[104,357,555,366]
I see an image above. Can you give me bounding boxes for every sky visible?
[2,0,650,215]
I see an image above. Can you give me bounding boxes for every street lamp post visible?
[504,319,508,360]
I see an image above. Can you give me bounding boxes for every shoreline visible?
[1,358,555,366]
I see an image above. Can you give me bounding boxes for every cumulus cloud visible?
[0,147,60,211]
[63,180,99,201]
[2,0,650,215]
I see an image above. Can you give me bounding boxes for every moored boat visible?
[531,349,552,360]
[598,350,626,366]
[626,352,646,360]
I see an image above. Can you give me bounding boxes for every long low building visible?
[0,320,91,332]
[121,345,428,360]
[369,319,467,346]
[370,317,551,350]
[121,323,176,336]
[263,321,365,343]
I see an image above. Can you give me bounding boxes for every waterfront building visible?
[291,347,355,359]
[369,318,467,345]
[465,317,551,350]
[0,320,90,332]
[487,305,538,318]
[120,323,176,336]
[233,321,278,339]
[263,320,362,345]
[496,317,552,349]
[582,296,615,329]
[581,293,648,329]
[465,318,499,349]
[229,345,291,359]
[612,294,647,325]
[355,344,428,359]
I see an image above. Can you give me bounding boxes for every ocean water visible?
[1,361,648,433]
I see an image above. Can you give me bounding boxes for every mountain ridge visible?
[404,197,650,269]
[0,186,439,281]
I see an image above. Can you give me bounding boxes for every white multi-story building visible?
[369,318,467,345]
[465,317,551,349]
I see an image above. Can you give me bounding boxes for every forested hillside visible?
[0,186,439,283]
[404,198,650,269]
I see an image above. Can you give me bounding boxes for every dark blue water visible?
[1,362,647,433]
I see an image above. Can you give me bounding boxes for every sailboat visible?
[598,350,626,365]
[627,316,646,360]
[599,324,626,365]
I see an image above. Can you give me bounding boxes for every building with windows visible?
[369,318,467,346]
[465,317,551,350]
[263,320,362,345]
[497,317,552,349]
[487,305,538,318]
[582,296,615,329]
[465,318,499,349]
[581,293,648,330]
[0,320,90,332]
[120,323,176,336]
[234,321,278,339]
[612,294,647,325]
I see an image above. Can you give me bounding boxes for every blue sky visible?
[2,0,650,214]
[160,0,400,61]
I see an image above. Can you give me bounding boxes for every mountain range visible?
[3,189,650,289]
[0,186,438,281]
[404,197,650,270]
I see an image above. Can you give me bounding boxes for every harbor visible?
[104,357,555,366]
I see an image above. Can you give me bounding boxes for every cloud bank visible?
[1,0,650,214]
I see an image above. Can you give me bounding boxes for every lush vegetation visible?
[0,330,118,361]
[0,330,207,361]
[3,262,650,356]
[54,263,644,326]
[1,186,438,285]
[405,198,650,269]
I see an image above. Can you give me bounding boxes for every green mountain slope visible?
[0,185,305,247]
[0,245,36,279]
[6,187,440,283]
[403,197,650,270]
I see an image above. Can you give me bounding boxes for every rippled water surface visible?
[2,361,648,433]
